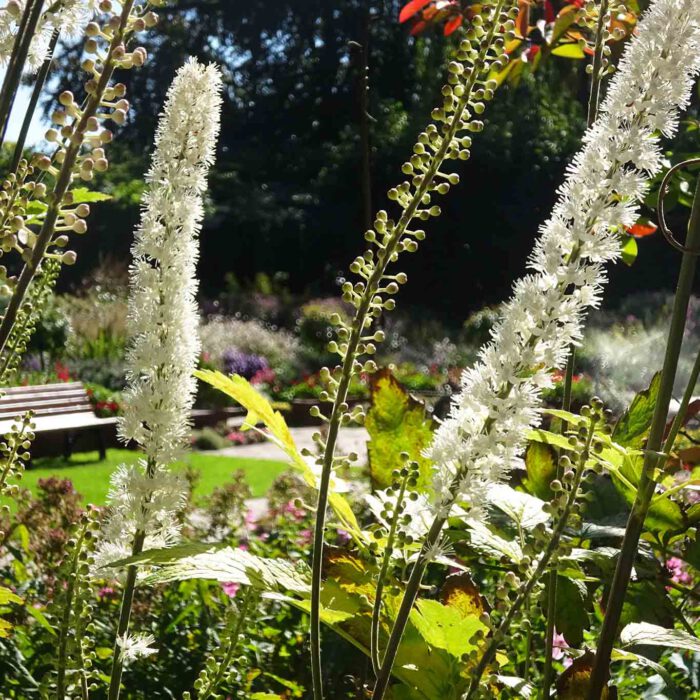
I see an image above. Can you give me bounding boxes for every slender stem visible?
[9,29,59,174]
[0,0,45,149]
[465,416,597,700]
[56,522,89,698]
[308,5,508,697]
[543,5,608,693]
[107,454,156,700]
[0,0,136,358]
[370,512,448,700]
[370,472,408,677]
[196,588,253,700]
[662,342,700,454]
[588,174,700,699]
[107,530,146,700]
[586,0,609,128]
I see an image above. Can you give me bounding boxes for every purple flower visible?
[667,557,693,586]
[222,349,269,380]
[221,581,240,598]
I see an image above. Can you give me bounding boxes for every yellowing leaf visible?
[0,586,22,606]
[551,43,585,59]
[194,370,361,537]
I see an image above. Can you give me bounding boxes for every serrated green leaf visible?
[613,373,661,449]
[620,621,700,652]
[549,577,589,647]
[366,369,434,491]
[488,484,549,530]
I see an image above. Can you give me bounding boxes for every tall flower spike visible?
[119,57,222,465]
[0,0,99,71]
[95,57,222,570]
[428,0,700,520]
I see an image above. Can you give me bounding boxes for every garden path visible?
[213,426,369,464]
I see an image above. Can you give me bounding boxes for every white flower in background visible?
[117,632,158,663]
[96,58,222,568]
[428,0,700,519]
[120,57,222,466]
[0,0,98,71]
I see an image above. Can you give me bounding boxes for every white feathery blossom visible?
[96,58,222,569]
[0,0,98,71]
[428,0,700,518]
[119,57,222,465]
[117,632,158,663]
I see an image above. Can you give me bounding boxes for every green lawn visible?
[21,449,289,505]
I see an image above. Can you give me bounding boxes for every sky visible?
[3,82,48,145]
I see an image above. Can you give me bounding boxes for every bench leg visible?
[63,432,75,460]
[96,428,106,461]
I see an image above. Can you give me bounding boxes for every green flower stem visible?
[308,4,509,697]
[107,454,155,700]
[588,174,700,699]
[370,471,409,677]
[0,0,46,148]
[0,0,137,362]
[9,29,59,174]
[56,520,91,699]
[543,3,608,692]
[369,509,449,700]
[196,588,253,700]
[464,414,597,700]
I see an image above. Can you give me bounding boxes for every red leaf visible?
[626,221,658,238]
[545,0,555,23]
[443,14,463,35]
[515,0,530,38]
[410,19,428,35]
[399,0,433,23]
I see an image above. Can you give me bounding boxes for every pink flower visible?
[282,500,306,521]
[98,586,116,600]
[245,509,260,532]
[667,557,693,586]
[221,581,240,598]
[551,629,568,661]
[297,528,313,546]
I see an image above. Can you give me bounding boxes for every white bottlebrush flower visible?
[428,0,700,518]
[96,58,222,569]
[119,57,222,466]
[0,0,98,72]
[117,632,158,663]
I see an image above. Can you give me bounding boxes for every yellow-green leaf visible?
[551,43,585,59]
[0,586,22,605]
[194,370,361,537]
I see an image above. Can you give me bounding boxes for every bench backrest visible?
[0,382,94,421]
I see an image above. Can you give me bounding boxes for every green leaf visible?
[549,577,589,647]
[551,43,585,59]
[620,234,639,266]
[613,373,661,449]
[610,648,673,686]
[410,598,486,659]
[194,370,361,536]
[524,441,557,500]
[69,187,112,203]
[620,621,700,653]
[620,581,674,630]
[0,586,22,606]
[365,369,434,491]
[487,484,549,530]
[23,604,55,636]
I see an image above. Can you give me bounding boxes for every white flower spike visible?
[428,0,700,518]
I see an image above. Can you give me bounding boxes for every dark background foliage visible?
[46,0,699,321]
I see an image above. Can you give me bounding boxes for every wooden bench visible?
[0,382,118,460]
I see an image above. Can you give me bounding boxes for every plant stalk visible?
[0,0,45,149]
[465,415,597,700]
[588,173,700,699]
[543,2,608,691]
[0,0,136,359]
[9,29,59,174]
[308,4,508,696]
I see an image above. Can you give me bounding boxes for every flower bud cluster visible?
[312,0,516,438]
[42,505,101,698]
[0,411,34,528]
[0,258,61,385]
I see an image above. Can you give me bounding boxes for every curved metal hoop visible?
[658,157,700,256]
